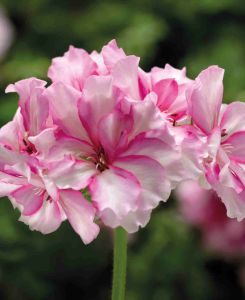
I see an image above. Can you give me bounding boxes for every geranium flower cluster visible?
[0,40,244,244]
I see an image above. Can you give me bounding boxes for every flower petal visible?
[78,75,115,144]
[222,132,245,163]
[6,78,48,135]
[19,199,63,234]
[153,79,178,112]
[101,39,126,70]
[112,56,140,99]
[90,166,141,223]
[187,66,224,134]
[98,110,133,160]
[220,102,245,136]
[45,82,88,140]
[59,190,100,244]
[114,155,171,209]
[0,182,20,197]
[11,185,44,216]
[49,158,97,190]
[48,46,96,90]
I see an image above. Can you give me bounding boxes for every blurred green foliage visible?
[0,0,244,299]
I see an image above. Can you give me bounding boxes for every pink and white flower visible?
[186,66,245,220]
[0,78,99,244]
[44,74,179,233]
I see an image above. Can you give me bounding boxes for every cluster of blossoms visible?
[176,181,245,256]
[0,40,244,244]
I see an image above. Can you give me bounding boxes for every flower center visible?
[95,147,108,172]
[22,133,37,154]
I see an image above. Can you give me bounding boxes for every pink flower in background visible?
[0,7,14,61]
[176,181,245,257]
[0,78,99,244]
[186,66,245,221]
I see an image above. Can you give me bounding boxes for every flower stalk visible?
[112,227,127,300]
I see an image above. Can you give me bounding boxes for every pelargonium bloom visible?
[176,181,245,257]
[186,66,245,221]
[43,73,180,232]
[0,78,99,244]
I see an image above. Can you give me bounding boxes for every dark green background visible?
[0,1,244,299]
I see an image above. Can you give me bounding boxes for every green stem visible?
[112,227,127,300]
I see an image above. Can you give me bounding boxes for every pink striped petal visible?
[220,102,245,136]
[153,79,178,112]
[187,66,224,134]
[112,56,140,99]
[45,82,88,141]
[6,78,48,135]
[49,158,97,190]
[59,190,100,244]
[11,185,44,216]
[101,39,126,70]
[222,132,245,163]
[90,166,141,222]
[48,46,96,90]
[114,155,171,210]
[78,75,115,145]
[19,200,63,234]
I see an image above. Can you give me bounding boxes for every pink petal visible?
[28,127,57,158]
[112,56,140,99]
[19,199,63,234]
[151,64,191,86]
[116,209,152,233]
[114,155,171,209]
[98,110,133,160]
[11,185,44,216]
[122,134,183,187]
[90,50,108,75]
[128,98,164,139]
[90,166,141,222]
[48,46,96,90]
[220,102,245,136]
[45,82,88,140]
[59,190,100,244]
[101,39,126,70]
[78,75,115,144]
[215,185,245,221]
[153,79,178,112]
[6,78,48,135]
[0,108,24,151]
[47,134,93,162]
[49,158,97,190]
[222,132,245,163]
[187,66,224,134]
[0,182,20,197]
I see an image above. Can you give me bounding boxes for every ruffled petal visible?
[59,190,100,244]
[49,158,97,190]
[45,82,88,140]
[153,79,178,112]
[114,155,171,209]
[11,185,44,216]
[19,199,63,234]
[187,66,224,134]
[48,46,96,90]
[220,102,245,136]
[6,78,48,135]
[78,75,115,144]
[90,166,141,223]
